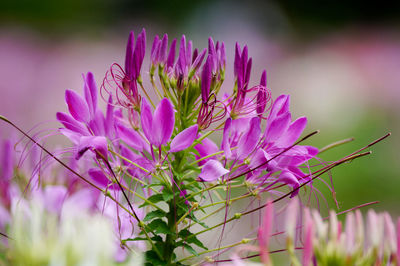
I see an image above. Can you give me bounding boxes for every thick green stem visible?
[164,200,178,265]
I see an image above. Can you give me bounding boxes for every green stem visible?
[164,195,178,265]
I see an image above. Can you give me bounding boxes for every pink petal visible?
[83,72,98,118]
[231,254,246,266]
[88,168,120,190]
[59,128,82,144]
[116,123,144,152]
[397,218,400,263]
[62,188,99,216]
[199,159,229,182]
[277,146,318,167]
[249,149,278,172]
[125,31,135,77]
[264,112,291,144]
[345,212,355,253]
[383,212,396,253]
[152,98,175,146]
[231,117,251,135]
[65,89,90,123]
[275,116,307,148]
[237,117,261,160]
[285,197,299,239]
[88,110,106,136]
[105,96,114,137]
[120,146,154,178]
[170,124,198,153]
[76,136,108,160]
[56,112,89,135]
[201,56,212,103]
[302,209,314,266]
[221,118,232,159]
[279,170,300,197]
[258,199,273,264]
[140,97,154,144]
[0,205,10,228]
[268,94,290,122]
[43,186,67,213]
[1,140,14,181]
[194,137,219,166]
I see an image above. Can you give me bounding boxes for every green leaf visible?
[151,235,163,242]
[144,250,164,266]
[188,214,209,229]
[182,243,198,257]
[147,219,173,235]
[178,229,208,250]
[162,189,175,202]
[147,194,164,203]
[143,210,166,222]
[191,148,201,157]
[183,164,201,172]
[139,194,164,208]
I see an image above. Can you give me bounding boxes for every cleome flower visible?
[1,27,389,266]
[52,28,321,264]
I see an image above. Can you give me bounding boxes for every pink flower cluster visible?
[0,28,329,264]
[252,199,400,265]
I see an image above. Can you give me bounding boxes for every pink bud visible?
[303,209,314,266]
[285,197,299,240]
[345,212,355,253]
[397,218,400,264]
[258,200,273,265]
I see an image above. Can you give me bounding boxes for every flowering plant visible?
[0,29,391,265]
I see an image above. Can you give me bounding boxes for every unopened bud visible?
[234,213,242,219]
[241,238,250,244]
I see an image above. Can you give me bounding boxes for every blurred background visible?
[0,0,399,223]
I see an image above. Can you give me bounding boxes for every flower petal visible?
[43,186,67,213]
[170,124,198,153]
[167,38,177,69]
[105,96,115,137]
[237,117,261,160]
[221,118,232,159]
[201,56,212,103]
[120,146,154,178]
[152,98,175,146]
[267,94,290,127]
[199,159,229,182]
[303,209,314,266]
[56,112,89,135]
[279,170,300,197]
[277,146,318,167]
[116,123,144,152]
[194,137,219,166]
[249,149,278,172]
[140,97,154,143]
[88,168,120,190]
[275,116,307,148]
[264,112,291,144]
[158,34,169,64]
[132,29,146,79]
[125,31,135,77]
[76,136,108,160]
[65,89,90,123]
[83,72,98,118]
[258,199,273,264]
[1,140,14,181]
[88,110,106,136]
[59,128,82,144]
